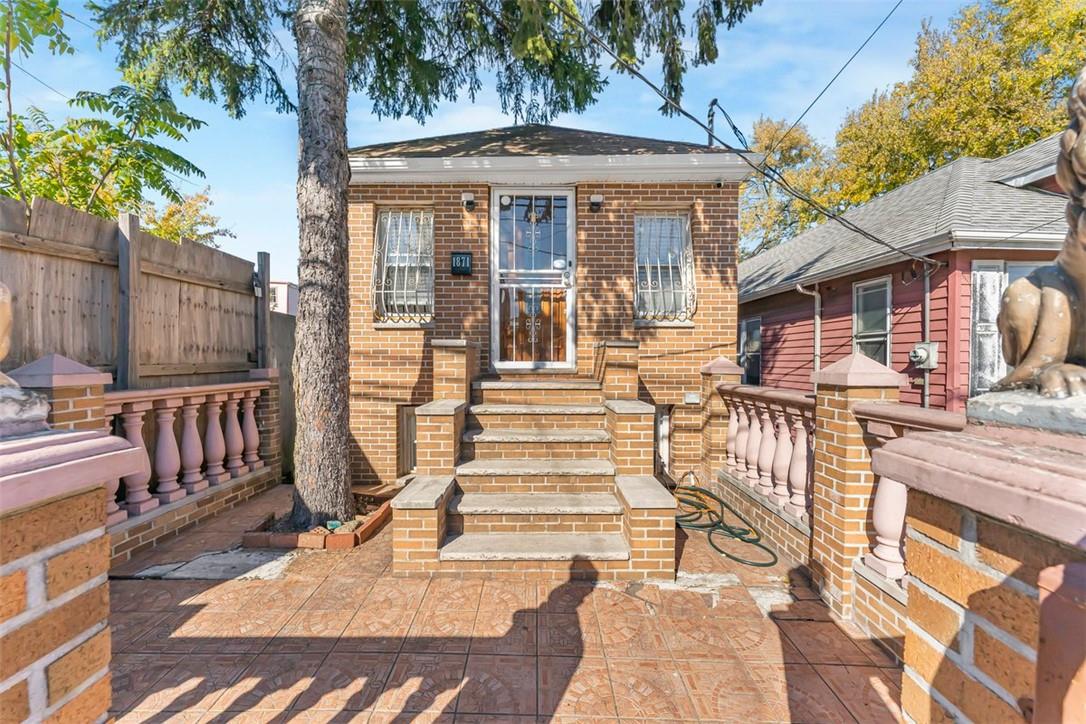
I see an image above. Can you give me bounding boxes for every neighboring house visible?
[738,135,1066,411]
[347,124,756,486]
[268,280,298,315]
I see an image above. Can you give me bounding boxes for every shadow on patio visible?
[108,490,905,722]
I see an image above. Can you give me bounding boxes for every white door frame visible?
[489,187,577,370]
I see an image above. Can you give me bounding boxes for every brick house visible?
[346,125,755,576]
[737,135,1066,411]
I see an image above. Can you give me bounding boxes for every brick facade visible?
[347,182,739,486]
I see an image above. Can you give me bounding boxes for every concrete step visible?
[463,428,610,444]
[439,532,630,561]
[466,404,606,431]
[449,492,623,515]
[473,379,603,405]
[453,458,616,495]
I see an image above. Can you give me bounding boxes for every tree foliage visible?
[742,0,1086,255]
[141,189,234,246]
[91,0,762,123]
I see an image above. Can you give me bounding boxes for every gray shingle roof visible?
[349,124,735,158]
[739,135,1067,301]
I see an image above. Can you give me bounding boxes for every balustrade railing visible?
[853,402,966,582]
[103,379,272,526]
[716,384,816,522]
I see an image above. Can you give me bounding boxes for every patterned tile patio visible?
[110,485,904,722]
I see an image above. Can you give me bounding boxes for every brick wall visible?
[711,470,811,570]
[348,182,739,485]
[900,490,1086,723]
[0,487,112,722]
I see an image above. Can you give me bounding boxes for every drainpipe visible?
[795,283,821,373]
[922,263,932,408]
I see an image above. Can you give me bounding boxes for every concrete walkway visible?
[109,485,903,722]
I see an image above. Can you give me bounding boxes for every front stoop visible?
[391,376,677,580]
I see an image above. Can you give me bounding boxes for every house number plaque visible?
[451,251,473,275]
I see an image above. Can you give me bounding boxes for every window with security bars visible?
[373,209,434,322]
[634,213,696,321]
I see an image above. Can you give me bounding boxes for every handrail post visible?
[700,358,742,484]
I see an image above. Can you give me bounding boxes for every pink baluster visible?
[734,401,750,473]
[745,401,762,486]
[725,398,739,469]
[864,476,908,581]
[786,415,811,519]
[771,410,793,506]
[153,398,186,503]
[241,391,263,470]
[224,393,249,477]
[105,474,127,526]
[755,405,776,496]
[179,395,209,494]
[204,394,230,484]
[119,402,158,515]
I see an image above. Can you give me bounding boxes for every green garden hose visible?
[671,476,779,568]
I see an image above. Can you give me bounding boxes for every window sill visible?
[634,319,695,328]
[374,321,435,330]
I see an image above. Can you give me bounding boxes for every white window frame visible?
[372,208,435,323]
[739,316,762,385]
[633,212,696,322]
[969,260,1045,396]
[852,276,892,366]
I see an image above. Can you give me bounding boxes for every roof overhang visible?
[999,163,1057,188]
[738,228,1066,304]
[349,152,762,185]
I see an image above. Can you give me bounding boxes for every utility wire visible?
[765,0,903,162]
[545,0,939,270]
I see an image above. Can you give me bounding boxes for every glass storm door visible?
[491,189,576,368]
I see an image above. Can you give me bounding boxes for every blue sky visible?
[29,1,960,282]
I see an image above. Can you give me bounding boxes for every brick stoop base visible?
[109,466,280,569]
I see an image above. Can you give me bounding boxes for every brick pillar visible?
[250,368,282,474]
[390,476,455,575]
[699,357,743,485]
[8,354,111,432]
[432,339,479,402]
[597,340,639,400]
[414,400,465,475]
[605,400,655,475]
[809,353,904,618]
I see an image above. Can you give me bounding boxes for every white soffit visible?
[349,152,760,184]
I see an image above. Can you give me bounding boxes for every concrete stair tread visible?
[469,403,605,415]
[463,428,610,443]
[439,532,630,561]
[455,459,616,476]
[473,379,601,390]
[449,492,622,515]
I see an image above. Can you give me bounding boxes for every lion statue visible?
[995,66,1086,398]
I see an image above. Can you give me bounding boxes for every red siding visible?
[741,248,1060,410]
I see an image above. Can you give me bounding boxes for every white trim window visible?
[970,261,1044,395]
[373,209,434,322]
[853,277,892,366]
[634,213,696,321]
[739,317,762,385]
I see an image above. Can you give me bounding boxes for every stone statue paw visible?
[1035,362,1086,398]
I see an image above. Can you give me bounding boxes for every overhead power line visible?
[545,1,939,270]
[765,0,903,161]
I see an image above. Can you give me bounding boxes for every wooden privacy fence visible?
[0,196,272,389]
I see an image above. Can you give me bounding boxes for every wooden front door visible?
[490,189,576,369]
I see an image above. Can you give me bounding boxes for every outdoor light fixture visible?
[461,192,476,211]
[500,194,512,210]
[589,194,604,213]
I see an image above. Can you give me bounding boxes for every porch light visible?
[589,194,604,213]
[461,192,476,211]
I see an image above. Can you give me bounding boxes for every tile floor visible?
[110,486,904,722]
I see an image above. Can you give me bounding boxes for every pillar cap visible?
[811,353,905,388]
[700,356,743,375]
[7,354,112,388]
[432,338,479,349]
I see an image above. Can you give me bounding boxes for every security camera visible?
[713,179,726,189]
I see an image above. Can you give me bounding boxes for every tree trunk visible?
[289,0,354,528]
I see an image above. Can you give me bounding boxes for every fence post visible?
[117,212,141,389]
[809,353,904,619]
[699,357,742,485]
[256,251,271,368]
